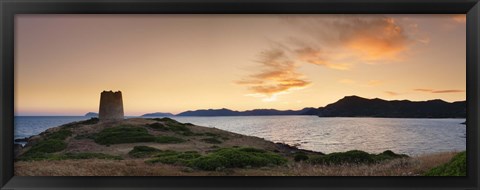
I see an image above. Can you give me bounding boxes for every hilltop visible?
[141,96,465,118]
[316,96,466,118]
[14,117,461,176]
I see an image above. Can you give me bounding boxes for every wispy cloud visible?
[237,49,311,101]
[414,88,465,93]
[294,46,352,70]
[238,15,420,101]
[283,15,415,65]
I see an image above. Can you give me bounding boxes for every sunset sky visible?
[15,14,466,116]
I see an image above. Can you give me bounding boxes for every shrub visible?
[19,139,68,161]
[128,146,161,158]
[309,150,409,165]
[151,118,191,133]
[94,125,155,145]
[63,118,99,128]
[189,147,287,171]
[74,133,96,140]
[155,136,186,144]
[147,151,201,165]
[145,123,169,131]
[424,151,466,176]
[294,152,309,162]
[46,129,72,140]
[375,150,409,162]
[201,137,222,144]
[27,139,67,154]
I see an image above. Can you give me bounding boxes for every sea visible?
[14,116,466,156]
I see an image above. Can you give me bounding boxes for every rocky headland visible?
[14,117,464,176]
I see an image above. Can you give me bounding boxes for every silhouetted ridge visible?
[176,108,317,116]
[316,96,465,118]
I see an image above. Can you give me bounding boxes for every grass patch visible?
[309,150,408,165]
[46,129,72,140]
[18,152,122,161]
[189,147,287,171]
[149,118,192,133]
[155,136,186,144]
[424,151,466,176]
[26,139,67,154]
[94,125,185,145]
[201,137,222,144]
[74,133,96,140]
[145,123,169,131]
[63,118,99,128]
[129,146,162,158]
[294,152,309,162]
[147,151,202,165]
[19,139,68,161]
[94,125,155,145]
[145,147,287,171]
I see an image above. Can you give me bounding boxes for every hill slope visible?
[316,96,466,118]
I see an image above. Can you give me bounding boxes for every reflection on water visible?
[15,116,466,156]
[170,116,466,155]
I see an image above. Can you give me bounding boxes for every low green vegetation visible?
[144,147,287,171]
[294,152,309,162]
[201,137,222,144]
[24,139,67,155]
[154,136,186,144]
[129,146,162,158]
[147,151,202,165]
[18,152,122,161]
[63,118,99,128]
[74,133,96,140]
[424,151,466,176]
[150,118,191,133]
[190,147,287,170]
[309,150,408,165]
[145,122,169,131]
[18,140,67,161]
[94,125,156,145]
[46,129,72,140]
[94,125,186,145]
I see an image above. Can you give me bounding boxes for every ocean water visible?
[15,116,466,155]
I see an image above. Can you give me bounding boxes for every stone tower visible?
[99,90,124,122]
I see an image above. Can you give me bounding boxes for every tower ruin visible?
[99,90,124,122]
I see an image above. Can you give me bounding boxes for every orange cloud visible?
[338,18,411,62]
[285,15,414,65]
[295,47,351,70]
[414,89,465,93]
[237,49,311,101]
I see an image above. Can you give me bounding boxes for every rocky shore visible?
[14,117,462,176]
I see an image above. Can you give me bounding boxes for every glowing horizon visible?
[15,14,466,116]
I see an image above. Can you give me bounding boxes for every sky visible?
[15,14,466,116]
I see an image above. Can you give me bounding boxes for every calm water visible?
[15,116,466,155]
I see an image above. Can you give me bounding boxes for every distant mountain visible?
[176,108,317,117]
[315,96,466,118]
[85,112,98,117]
[142,112,174,117]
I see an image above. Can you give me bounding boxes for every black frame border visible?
[1,0,479,189]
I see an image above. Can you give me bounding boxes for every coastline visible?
[14,117,465,176]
